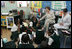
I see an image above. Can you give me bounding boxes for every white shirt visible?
[29,22,33,27]
[11,24,18,32]
[54,13,71,29]
[19,31,36,44]
[48,37,54,46]
[44,33,54,46]
[62,13,71,28]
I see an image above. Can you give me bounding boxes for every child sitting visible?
[34,21,45,44]
[44,24,60,48]
[32,16,38,30]
[11,19,20,40]
[18,34,34,48]
[3,38,18,48]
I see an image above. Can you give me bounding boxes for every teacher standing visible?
[39,7,55,33]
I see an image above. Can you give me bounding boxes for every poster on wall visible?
[1,19,6,26]
[42,1,51,9]
[52,1,66,10]
[31,1,42,9]
[1,1,5,8]
[1,16,7,26]
[17,1,28,7]
[66,1,71,11]
[6,17,14,28]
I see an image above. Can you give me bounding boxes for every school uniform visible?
[18,43,34,48]
[11,24,18,32]
[11,24,19,40]
[32,19,38,29]
[34,25,44,44]
[4,41,16,48]
[11,31,19,41]
[34,30,44,44]
[47,33,60,48]
[18,32,34,48]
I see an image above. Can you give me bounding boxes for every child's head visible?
[21,34,30,43]
[33,16,37,21]
[45,6,50,12]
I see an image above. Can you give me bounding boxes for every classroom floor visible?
[1,27,71,48]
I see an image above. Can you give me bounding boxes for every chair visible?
[60,25,71,48]
[61,30,71,48]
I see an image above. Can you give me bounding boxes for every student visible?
[34,21,44,44]
[28,19,36,32]
[32,16,38,29]
[29,19,33,27]
[3,38,18,48]
[19,10,25,20]
[44,24,60,48]
[11,20,18,32]
[39,6,55,33]
[18,34,34,48]
[19,24,35,43]
[54,8,71,30]
[11,19,20,40]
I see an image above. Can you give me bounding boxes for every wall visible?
[1,1,32,19]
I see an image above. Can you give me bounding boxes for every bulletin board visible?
[6,17,14,28]
[31,1,42,9]
[66,1,71,11]
[52,1,66,10]
[42,1,51,9]
[1,16,7,26]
